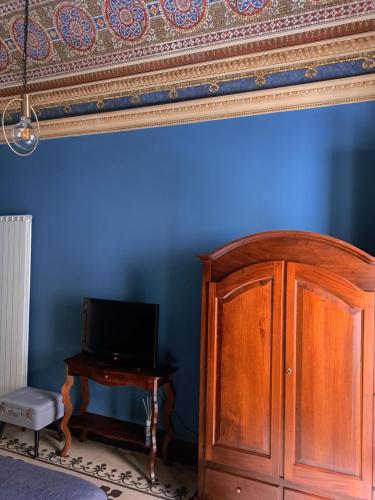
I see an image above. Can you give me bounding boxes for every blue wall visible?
[0,101,374,442]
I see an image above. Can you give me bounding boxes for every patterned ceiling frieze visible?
[54,3,97,52]
[104,0,150,43]
[225,0,271,17]
[0,0,373,138]
[0,18,373,97]
[160,0,207,30]
[1,32,373,112]
[0,0,374,90]
[0,37,9,71]
[10,15,51,61]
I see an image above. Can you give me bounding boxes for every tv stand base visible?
[60,354,176,483]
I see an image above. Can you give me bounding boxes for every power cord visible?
[158,389,198,438]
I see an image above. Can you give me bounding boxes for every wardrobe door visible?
[205,261,284,479]
[284,262,374,499]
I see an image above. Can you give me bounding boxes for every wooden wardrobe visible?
[197,231,375,500]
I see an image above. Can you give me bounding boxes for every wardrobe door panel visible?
[205,261,284,479]
[284,262,374,499]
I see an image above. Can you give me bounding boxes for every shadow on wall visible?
[34,246,203,439]
[329,117,375,255]
[350,149,375,254]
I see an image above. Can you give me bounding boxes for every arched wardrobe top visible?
[198,230,375,291]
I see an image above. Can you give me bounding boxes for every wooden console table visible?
[60,353,176,483]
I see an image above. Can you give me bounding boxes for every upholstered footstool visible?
[0,386,64,458]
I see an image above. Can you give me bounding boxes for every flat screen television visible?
[81,298,159,369]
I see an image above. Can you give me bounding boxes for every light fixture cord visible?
[22,0,29,95]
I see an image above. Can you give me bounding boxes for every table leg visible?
[79,376,89,442]
[148,379,158,483]
[79,377,89,415]
[162,380,175,465]
[60,368,74,457]
[57,419,63,442]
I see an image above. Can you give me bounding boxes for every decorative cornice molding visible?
[1,32,374,111]
[2,74,371,141]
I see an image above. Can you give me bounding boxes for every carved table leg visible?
[162,381,175,466]
[60,367,74,457]
[79,376,89,442]
[57,419,63,442]
[148,379,158,483]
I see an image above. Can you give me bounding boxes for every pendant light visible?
[2,0,39,156]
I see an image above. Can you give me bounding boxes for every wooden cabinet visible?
[198,231,375,500]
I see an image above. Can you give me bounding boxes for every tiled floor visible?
[0,424,197,499]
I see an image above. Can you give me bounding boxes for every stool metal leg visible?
[34,430,40,459]
[0,422,6,441]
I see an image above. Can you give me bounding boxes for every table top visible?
[64,353,177,381]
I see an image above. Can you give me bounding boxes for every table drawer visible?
[204,468,279,500]
[88,368,153,388]
[90,371,117,385]
[89,369,128,386]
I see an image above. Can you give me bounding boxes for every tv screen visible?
[82,298,159,369]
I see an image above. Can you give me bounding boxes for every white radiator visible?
[0,215,32,396]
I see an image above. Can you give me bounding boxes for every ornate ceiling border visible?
[1,31,374,111]
[1,74,372,141]
[0,18,374,97]
[0,29,374,142]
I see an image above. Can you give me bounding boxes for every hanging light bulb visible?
[1,0,40,157]
[11,94,39,153]
[2,95,39,156]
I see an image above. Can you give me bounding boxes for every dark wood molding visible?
[198,230,375,289]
